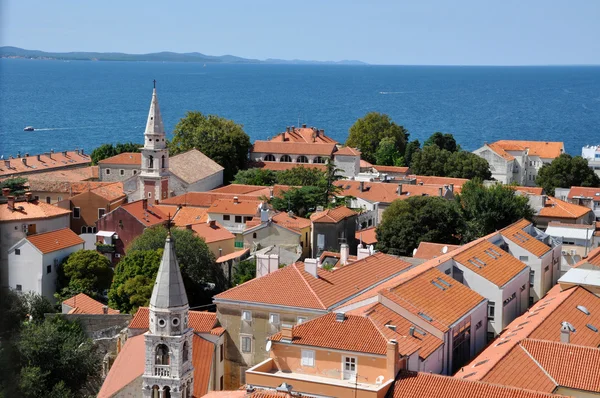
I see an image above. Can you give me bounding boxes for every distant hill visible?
[0,46,367,65]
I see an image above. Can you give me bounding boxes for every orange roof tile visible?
[191,221,235,244]
[63,293,120,315]
[487,142,516,161]
[318,251,357,267]
[210,184,271,195]
[538,197,592,219]
[192,334,215,397]
[269,127,338,144]
[217,248,249,263]
[574,246,600,269]
[271,212,311,232]
[121,200,168,226]
[360,159,374,168]
[356,227,378,246]
[87,182,126,202]
[208,198,263,216]
[393,371,564,398]
[0,199,71,222]
[457,286,600,381]
[412,175,469,187]
[251,161,328,172]
[97,152,141,165]
[129,307,218,333]
[335,180,451,204]
[200,392,246,398]
[27,180,111,195]
[372,165,410,174]
[252,141,336,156]
[384,268,485,332]
[511,186,545,195]
[215,252,414,310]
[270,312,390,355]
[413,242,461,260]
[9,165,98,182]
[0,150,91,177]
[170,206,208,226]
[491,140,564,159]
[309,206,357,223]
[568,186,600,200]
[26,228,84,254]
[500,219,551,257]
[97,334,145,398]
[334,146,361,156]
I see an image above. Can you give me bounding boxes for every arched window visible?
[183,341,189,363]
[155,344,170,365]
[280,155,292,162]
[81,226,87,234]
[163,386,171,398]
[264,154,276,162]
[314,156,326,164]
[152,385,160,398]
[161,155,166,169]
[297,155,308,163]
[148,155,154,169]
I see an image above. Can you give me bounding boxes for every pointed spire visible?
[150,233,189,309]
[144,81,165,136]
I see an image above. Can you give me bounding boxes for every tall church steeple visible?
[140,81,170,201]
[142,231,194,398]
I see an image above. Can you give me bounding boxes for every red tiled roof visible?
[251,161,328,172]
[269,127,338,144]
[568,186,600,200]
[356,227,378,246]
[208,198,263,216]
[217,248,249,263]
[335,180,451,204]
[129,307,218,333]
[0,150,91,177]
[252,141,337,156]
[121,200,168,227]
[26,228,84,254]
[500,219,551,257]
[12,165,98,182]
[538,197,592,219]
[491,141,564,159]
[97,334,145,398]
[511,186,545,195]
[393,371,564,398]
[574,246,600,269]
[210,184,271,195]
[192,334,214,397]
[214,252,414,310]
[413,242,461,260]
[412,175,469,187]
[0,199,71,221]
[162,192,261,208]
[372,165,410,174]
[63,293,119,315]
[191,221,235,244]
[270,312,390,355]
[27,180,112,195]
[310,206,357,223]
[98,152,141,165]
[487,142,516,161]
[360,159,374,168]
[271,212,311,232]
[334,146,361,156]
[88,182,126,202]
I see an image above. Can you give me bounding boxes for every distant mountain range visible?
[0,46,367,65]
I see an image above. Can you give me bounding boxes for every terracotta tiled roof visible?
[334,146,361,156]
[270,312,390,355]
[482,339,600,393]
[0,199,71,221]
[9,165,98,182]
[121,200,168,226]
[310,206,357,223]
[251,161,328,172]
[360,159,374,168]
[210,184,271,195]
[217,248,249,263]
[98,152,141,165]
[27,180,112,194]
[487,142,516,161]
[393,371,564,398]
[412,175,469,187]
[511,186,545,195]
[129,307,218,333]
[192,334,215,397]
[335,180,451,204]
[456,286,600,381]
[490,140,564,159]
[191,221,235,244]
[214,252,414,310]
[383,268,485,332]
[372,165,410,174]
[500,219,551,257]
[170,149,224,184]
[413,242,461,260]
[63,293,119,315]
[271,212,311,232]
[269,127,338,144]
[318,251,357,267]
[538,197,592,219]
[200,392,246,398]
[568,186,600,200]
[208,198,263,216]
[0,150,91,177]
[252,141,336,156]
[356,227,378,246]
[97,334,145,398]
[88,182,126,202]
[171,206,208,226]
[574,246,600,269]
[26,228,84,254]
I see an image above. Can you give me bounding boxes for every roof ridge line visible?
[293,264,327,310]
[518,343,559,388]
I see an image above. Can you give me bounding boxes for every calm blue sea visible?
[1,59,599,158]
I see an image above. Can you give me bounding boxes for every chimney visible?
[7,195,15,211]
[25,153,29,157]
[81,148,85,155]
[269,254,279,274]
[154,199,159,205]
[335,312,345,322]
[560,322,572,344]
[280,325,293,342]
[438,187,443,197]
[302,123,307,128]
[142,199,148,210]
[304,258,318,278]
[319,129,324,135]
[409,326,415,337]
[209,220,216,228]
[62,150,67,157]
[186,224,192,230]
[50,149,54,154]
[25,192,32,202]
[286,126,290,132]
[398,183,403,195]
[292,126,295,132]
[4,160,10,168]
[2,188,10,197]
[102,305,108,315]
[21,158,27,167]
[386,340,399,380]
[255,254,269,278]
[17,151,21,158]
[359,181,365,192]
[36,154,41,161]
[340,243,349,266]
[358,247,371,260]
[233,196,239,204]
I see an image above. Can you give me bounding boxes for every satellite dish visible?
[442,246,448,254]
[265,340,272,352]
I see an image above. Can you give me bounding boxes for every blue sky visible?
[2,0,599,65]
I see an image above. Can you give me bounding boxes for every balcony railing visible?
[154,365,170,377]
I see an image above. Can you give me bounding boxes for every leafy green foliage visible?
[232,259,256,285]
[55,250,113,302]
[375,137,404,166]
[403,139,421,168]
[22,292,56,322]
[271,186,324,217]
[276,166,326,186]
[233,168,278,186]
[411,144,491,180]
[536,154,600,196]
[424,132,459,152]
[90,142,142,165]
[456,180,534,241]
[170,111,252,182]
[410,145,450,176]
[0,288,27,340]
[0,177,29,196]
[376,196,464,256]
[346,112,409,164]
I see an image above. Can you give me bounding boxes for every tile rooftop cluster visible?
[26,228,84,254]
[486,140,565,160]
[62,293,120,315]
[0,149,91,177]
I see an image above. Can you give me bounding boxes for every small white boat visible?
[23,126,34,131]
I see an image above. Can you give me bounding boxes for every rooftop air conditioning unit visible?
[115,253,121,258]
[561,250,568,255]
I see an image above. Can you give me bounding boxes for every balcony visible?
[246,358,392,398]
[154,365,170,377]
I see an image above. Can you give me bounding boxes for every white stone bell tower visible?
[142,230,194,398]
[140,80,170,202]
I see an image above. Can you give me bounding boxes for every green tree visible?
[410,144,451,176]
[271,186,325,218]
[276,166,326,187]
[232,259,256,285]
[375,137,403,166]
[376,196,464,256]
[233,168,278,186]
[424,132,459,152]
[90,142,141,165]
[55,250,113,302]
[127,226,225,306]
[0,177,29,196]
[170,111,252,182]
[17,316,100,397]
[404,139,421,168]
[346,112,409,164]
[23,292,55,322]
[536,154,600,196]
[446,151,492,180]
[456,180,534,242]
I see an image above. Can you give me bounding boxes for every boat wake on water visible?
[32,126,101,131]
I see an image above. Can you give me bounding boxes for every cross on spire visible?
[166,213,173,235]
[153,79,156,89]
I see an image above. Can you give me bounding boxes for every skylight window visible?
[473,257,486,267]
[468,259,482,269]
[577,305,590,315]
[463,372,476,378]
[437,277,451,287]
[496,340,511,346]
[418,312,433,322]
[484,250,497,260]
[474,360,489,367]
[431,281,446,291]
[586,324,598,332]
[489,248,502,257]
